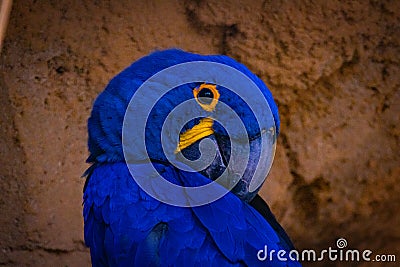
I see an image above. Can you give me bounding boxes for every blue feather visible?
[83,49,300,266]
[86,49,280,164]
[84,163,300,266]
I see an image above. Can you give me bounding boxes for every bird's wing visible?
[84,163,235,266]
[250,194,296,251]
[84,163,300,266]
[178,169,301,267]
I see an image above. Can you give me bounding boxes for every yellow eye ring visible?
[193,84,220,112]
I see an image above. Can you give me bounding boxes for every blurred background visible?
[0,0,399,266]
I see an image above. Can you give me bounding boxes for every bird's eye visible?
[193,84,220,112]
[197,88,214,105]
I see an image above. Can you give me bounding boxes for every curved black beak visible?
[180,130,275,202]
[213,134,264,202]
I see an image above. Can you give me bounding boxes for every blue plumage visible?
[84,163,298,266]
[83,49,300,266]
[86,49,279,164]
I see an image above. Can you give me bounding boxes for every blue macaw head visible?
[87,49,280,202]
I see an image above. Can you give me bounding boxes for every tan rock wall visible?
[1,1,398,266]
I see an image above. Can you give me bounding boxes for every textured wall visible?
[0,0,399,266]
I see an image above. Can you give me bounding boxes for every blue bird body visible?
[83,49,301,266]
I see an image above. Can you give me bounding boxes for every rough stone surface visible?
[0,1,399,266]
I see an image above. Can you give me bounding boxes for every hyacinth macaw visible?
[83,49,300,266]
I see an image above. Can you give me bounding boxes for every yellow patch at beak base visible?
[175,117,214,153]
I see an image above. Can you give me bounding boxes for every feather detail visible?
[84,163,301,266]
